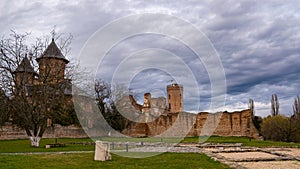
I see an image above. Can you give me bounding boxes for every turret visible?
[167,83,183,113]
[14,56,36,86]
[36,38,69,83]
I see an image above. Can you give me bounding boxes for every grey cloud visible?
[1,0,299,116]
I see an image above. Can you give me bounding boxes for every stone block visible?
[94,141,112,161]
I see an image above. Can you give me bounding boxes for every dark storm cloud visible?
[1,0,299,116]
[199,1,300,115]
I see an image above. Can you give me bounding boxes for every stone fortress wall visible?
[0,123,87,140]
[0,109,259,140]
[122,83,259,139]
[122,109,259,139]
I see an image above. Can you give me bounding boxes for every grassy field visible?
[1,136,299,169]
[0,136,299,153]
[0,153,230,169]
[0,138,94,153]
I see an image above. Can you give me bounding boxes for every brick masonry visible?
[0,109,259,140]
[122,109,260,139]
[0,123,88,140]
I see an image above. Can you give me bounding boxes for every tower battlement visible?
[167,83,183,113]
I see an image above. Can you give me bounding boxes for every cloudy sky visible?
[1,0,299,117]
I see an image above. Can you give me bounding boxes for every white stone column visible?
[94,141,112,161]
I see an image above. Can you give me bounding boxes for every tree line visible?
[251,94,300,142]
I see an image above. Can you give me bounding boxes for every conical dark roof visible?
[14,56,36,74]
[36,38,69,63]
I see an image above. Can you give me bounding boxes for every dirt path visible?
[202,146,300,169]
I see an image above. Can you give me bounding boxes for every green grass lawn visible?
[0,153,230,169]
[1,136,299,169]
[0,138,94,153]
[0,136,299,153]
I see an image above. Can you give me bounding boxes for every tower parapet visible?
[167,83,183,113]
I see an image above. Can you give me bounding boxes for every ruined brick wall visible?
[0,123,88,140]
[211,110,259,138]
[1,109,260,140]
[122,109,259,139]
[122,112,179,137]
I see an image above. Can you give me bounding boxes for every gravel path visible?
[240,161,300,169]
[129,146,202,153]
[202,147,300,169]
[265,148,300,157]
[218,152,278,160]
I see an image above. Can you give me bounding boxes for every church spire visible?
[14,55,35,74]
[36,39,69,63]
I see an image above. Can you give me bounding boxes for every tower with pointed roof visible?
[36,38,69,84]
[14,56,36,88]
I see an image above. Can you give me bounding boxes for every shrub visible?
[261,115,297,142]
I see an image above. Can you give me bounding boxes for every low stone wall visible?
[0,123,88,140]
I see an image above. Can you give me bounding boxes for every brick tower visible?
[14,56,36,86]
[36,38,69,83]
[167,83,183,113]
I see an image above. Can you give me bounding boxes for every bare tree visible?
[95,79,111,113]
[249,98,254,117]
[292,95,300,141]
[0,89,9,126]
[94,79,127,132]
[271,94,279,116]
[0,30,76,146]
[293,95,300,117]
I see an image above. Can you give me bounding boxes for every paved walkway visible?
[193,144,300,169]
